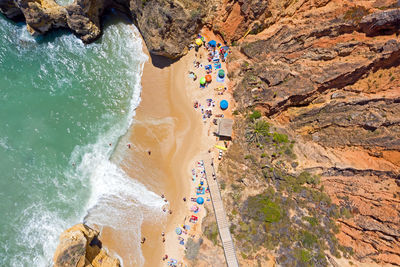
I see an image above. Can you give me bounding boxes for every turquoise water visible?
[0,15,163,266]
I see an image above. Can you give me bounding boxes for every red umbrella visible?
[205,74,212,83]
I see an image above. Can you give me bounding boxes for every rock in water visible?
[53,224,120,267]
[0,0,205,58]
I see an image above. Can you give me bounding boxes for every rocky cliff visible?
[215,0,400,266]
[0,0,207,58]
[53,224,120,267]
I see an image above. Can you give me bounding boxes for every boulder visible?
[53,224,120,267]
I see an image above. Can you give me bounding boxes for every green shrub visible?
[273,132,289,144]
[304,216,318,227]
[249,110,262,121]
[247,194,282,223]
[204,222,220,245]
[246,120,270,144]
[220,180,226,190]
[300,230,318,248]
[340,207,353,219]
[295,248,312,263]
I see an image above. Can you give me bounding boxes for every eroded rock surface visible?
[0,0,206,58]
[53,224,120,267]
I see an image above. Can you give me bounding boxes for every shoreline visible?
[107,35,204,266]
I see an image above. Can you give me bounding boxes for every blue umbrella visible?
[220,100,228,110]
[208,40,217,47]
[196,197,204,205]
[175,227,182,235]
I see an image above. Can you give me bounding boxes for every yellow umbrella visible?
[195,38,203,46]
[215,145,227,151]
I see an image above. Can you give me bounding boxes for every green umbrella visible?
[200,77,206,85]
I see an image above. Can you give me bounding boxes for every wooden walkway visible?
[203,158,239,267]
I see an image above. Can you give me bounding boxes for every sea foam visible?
[0,16,161,267]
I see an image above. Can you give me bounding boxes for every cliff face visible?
[53,224,120,267]
[217,0,400,265]
[0,0,206,58]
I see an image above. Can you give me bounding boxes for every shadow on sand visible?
[149,53,179,69]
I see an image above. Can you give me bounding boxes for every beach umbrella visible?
[220,100,228,110]
[175,227,182,235]
[217,69,225,83]
[215,145,227,151]
[195,38,203,46]
[200,77,206,85]
[196,197,204,205]
[205,74,212,83]
[208,40,217,47]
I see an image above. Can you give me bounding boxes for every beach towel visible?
[214,63,221,69]
[196,187,205,195]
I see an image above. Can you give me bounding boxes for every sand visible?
[100,29,234,267]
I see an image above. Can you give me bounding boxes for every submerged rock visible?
[53,224,120,267]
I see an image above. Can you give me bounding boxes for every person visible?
[148,150,151,155]
[161,232,165,236]
[162,254,168,261]
[161,194,165,198]
[162,237,165,243]
[141,237,146,244]
[127,143,131,149]
[169,210,172,214]
[183,197,186,202]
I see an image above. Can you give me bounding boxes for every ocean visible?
[0,14,164,266]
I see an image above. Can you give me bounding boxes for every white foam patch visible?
[11,205,67,266]
[65,25,164,267]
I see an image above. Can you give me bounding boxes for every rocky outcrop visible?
[128,0,205,58]
[323,172,400,266]
[0,0,22,18]
[53,224,120,267]
[0,0,207,58]
[359,9,400,36]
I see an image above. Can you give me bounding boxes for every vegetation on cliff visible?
[209,113,355,266]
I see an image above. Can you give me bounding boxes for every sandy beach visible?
[100,28,233,267]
